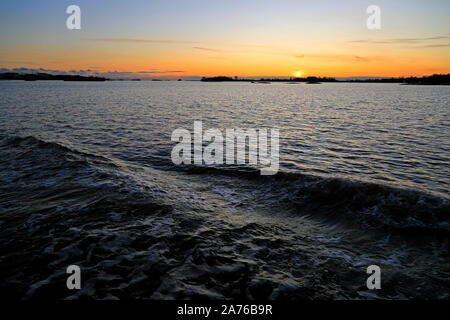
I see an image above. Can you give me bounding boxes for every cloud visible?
[102,71,134,75]
[137,70,162,74]
[137,70,185,74]
[0,61,39,66]
[353,56,370,62]
[0,67,187,79]
[89,38,200,45]
[418,43,450,48]
[87,38,274,50]
[193,47,223,52]
[350,35,450,46]
[4,67,70,74]
[293,54,375,62]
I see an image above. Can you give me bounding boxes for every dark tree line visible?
[0,72,107,81]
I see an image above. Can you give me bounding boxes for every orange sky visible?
[1,1,449,78]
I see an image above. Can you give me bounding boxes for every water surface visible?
[0,81,448,299]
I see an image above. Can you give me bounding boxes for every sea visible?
[0,80,448,299]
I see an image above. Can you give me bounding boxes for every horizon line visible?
[1,66,449,79]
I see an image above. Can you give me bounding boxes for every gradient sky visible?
[1,0,449,78]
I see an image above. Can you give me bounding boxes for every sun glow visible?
[293,71,303,77]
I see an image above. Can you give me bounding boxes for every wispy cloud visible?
[1,67,73,74]
[350,35,450,46]
[295,54,376,62]
[0,67,185,79]
[137,70,185,74]
[87,38,274,50]
[89,38,200,45]
[137,70,162,74]
[419,43,450,48]
[0,61,40,66]
[193,47,223,53]
[353,56,371,62]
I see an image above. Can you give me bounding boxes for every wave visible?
[175,165,450,237]
[0,134,114,165]
[0,134,171,220]
[1,134,448,238]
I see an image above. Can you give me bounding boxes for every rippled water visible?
[0,81,449,299]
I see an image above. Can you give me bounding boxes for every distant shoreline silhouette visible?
[201,74,450,85]
[0,72,106,82]
[1,72,449,85]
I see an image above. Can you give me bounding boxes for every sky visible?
[0,0,449,78]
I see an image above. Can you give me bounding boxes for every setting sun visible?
[294,71,303,77]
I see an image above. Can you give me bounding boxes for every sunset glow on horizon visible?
[1,0,449,79]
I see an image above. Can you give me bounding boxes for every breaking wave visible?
[1,135,449,236]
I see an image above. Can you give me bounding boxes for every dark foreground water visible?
[0,81,449,299]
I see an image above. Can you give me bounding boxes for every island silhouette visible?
[0,72,106,81]
[201,74,450,85]
[1,72,449,85]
